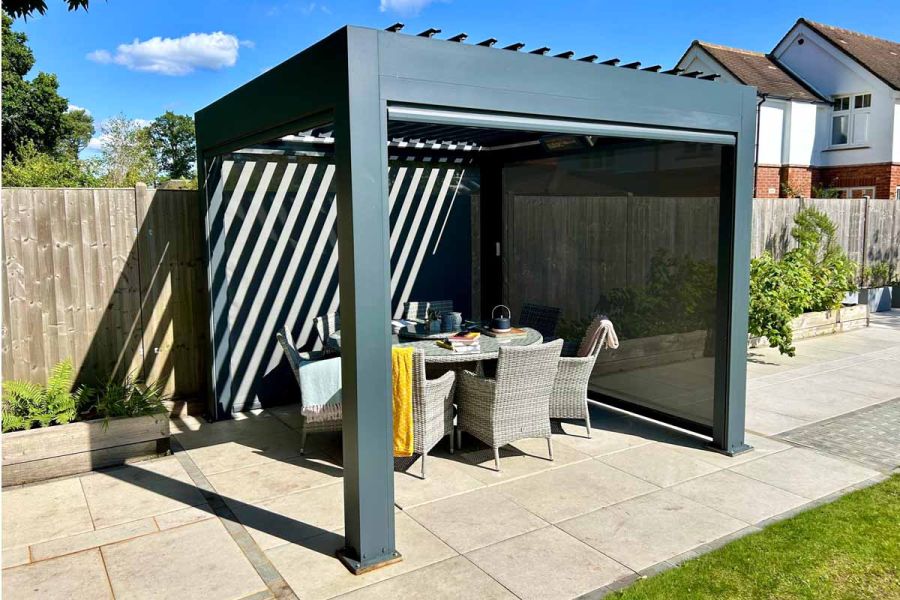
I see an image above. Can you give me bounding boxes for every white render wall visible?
[894,101,900,162]
[774,24,897,167]
[784,100,818,166]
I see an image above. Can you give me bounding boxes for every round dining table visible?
[328,326,544,363]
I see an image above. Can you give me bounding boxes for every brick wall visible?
[754,165,781,197]
[754,163,900,199]
[814,163,900,199]
[780,165,814,197]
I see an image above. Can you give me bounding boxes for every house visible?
[677,19,900,199]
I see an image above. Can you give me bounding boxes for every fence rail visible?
[1,186,208,397]
[2,189,897,397]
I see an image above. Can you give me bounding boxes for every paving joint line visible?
[169,437,299,600]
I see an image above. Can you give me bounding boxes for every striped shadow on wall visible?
[206,153,479,413]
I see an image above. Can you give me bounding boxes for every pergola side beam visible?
[333,27,399,573]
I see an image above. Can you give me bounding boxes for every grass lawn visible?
[610,474,900,600]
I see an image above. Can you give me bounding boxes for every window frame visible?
[830,93,871,147]
[832,186,876,199]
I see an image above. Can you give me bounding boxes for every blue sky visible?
[14,0,899,152]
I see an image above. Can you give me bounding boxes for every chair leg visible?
[420,453,426,479]
[456,427,462,449]
[449,429,455,454]
[547,437,554,461]
[299,426,308,455]
[493,447,501,472]
[583,398,592,438]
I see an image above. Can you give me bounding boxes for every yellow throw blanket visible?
[391,346,414,457]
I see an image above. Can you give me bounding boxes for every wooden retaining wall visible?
[1,186,208,398]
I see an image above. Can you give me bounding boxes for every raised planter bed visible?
[749,304,868,349]
[859,286,893,313]
[1,413,170,487]
[593,330,709,376]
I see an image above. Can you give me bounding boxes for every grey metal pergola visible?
[196,25,756,573]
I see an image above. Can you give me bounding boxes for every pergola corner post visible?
[711,87,756,456]
[333,28,400,573]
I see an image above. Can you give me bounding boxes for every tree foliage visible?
[1,11,98,187]
[2,0,90,20]
[148,111,196,181]
[96,115,158,186]
[2,140,101,186]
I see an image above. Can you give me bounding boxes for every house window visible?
[833,186,875,199]
[831,93,871,146]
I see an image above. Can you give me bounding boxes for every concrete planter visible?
[859,286,893,313]
[1,413,170,487]
[749,304,868,348]
[593,330,708,376]
[894,285,900,309]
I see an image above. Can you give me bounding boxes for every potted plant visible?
[860,261,894,313]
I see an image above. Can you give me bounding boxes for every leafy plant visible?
[811,183,841,199]
[862,261,894,288]
[82,372,167,428]
[748,208,857,355]
[2,360,87,432]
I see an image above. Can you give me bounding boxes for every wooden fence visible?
[2,189,897,400]
[1,186,208,398]
[751,197,900,273]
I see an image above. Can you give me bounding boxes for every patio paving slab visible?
[393,453,486,508]
[153,503,216,530]
[229,481,345,550]
[2,549,113,600]
[101,517,267,600]
[730,447,879,499]
[30,517,158,562]
[551,419,655,457]
[557,489,746,572]
[265,513,455,600]
[669,470,808,524]
[458,437,591,484]
[2,545,30,569]
[334,555,516,599]
[666,432,792,468]
[597,442,721,487]
[80,455,206,529]
[495,460,658,523]
[1,477,94,548]
[206,452,342,504]
[466,525,632,600]
[405,487,548,553]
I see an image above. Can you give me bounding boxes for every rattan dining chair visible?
[457,339,563,472]
[276,326,343,454]
[312,312,340,356]
[550,315,618,438]
[519,303,562,339]
[411,349,457,478]
[428,300,454,316]
[402,301,429,322]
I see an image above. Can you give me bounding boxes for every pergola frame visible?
[196,25,757,572]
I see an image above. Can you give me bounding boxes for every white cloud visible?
[67,104,91,115]
[379,0,435,15]
[87,32,249,76]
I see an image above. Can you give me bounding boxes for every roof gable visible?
[788,19,900,90]
[678,41,825,102]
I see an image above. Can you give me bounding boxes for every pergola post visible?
[711,89,756,456]
[332,28,400,573]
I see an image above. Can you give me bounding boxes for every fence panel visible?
[1,186,207,398]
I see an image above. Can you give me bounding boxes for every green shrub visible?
[863,261,894,288]
[1,360,87,432]
[81,372,167,427]
[2,362,167,433]
[748,208,857,356]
